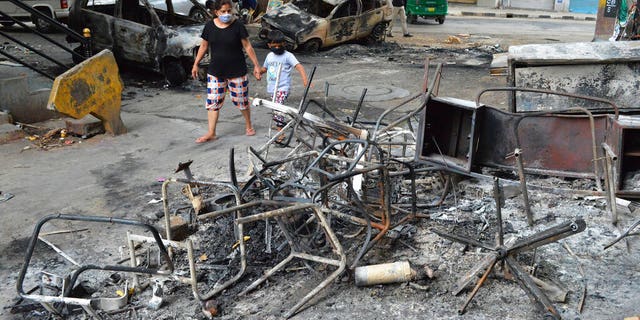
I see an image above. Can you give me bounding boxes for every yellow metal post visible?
[47,49,126,135]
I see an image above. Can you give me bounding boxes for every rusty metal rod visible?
[514,149,534,226]
[493,177,504,247]
[505,256,560,319]
[235,203,317,225]
[458,257,497,315]
[475,86,620,119]
[350,88,367,125]
[603,149,618,225]
[17,214,173,307]
[604,218,640,250]
[509,219,586,255]
[375,64,444,139]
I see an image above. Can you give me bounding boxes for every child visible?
[260,30,309,133]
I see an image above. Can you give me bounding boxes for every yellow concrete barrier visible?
[47,49,126,135]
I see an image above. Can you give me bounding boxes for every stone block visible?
[0,123,25,144]
[65,115,105,137]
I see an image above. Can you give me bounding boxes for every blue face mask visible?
[218,13,233,23]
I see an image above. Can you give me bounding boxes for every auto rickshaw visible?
[405,0,447,24]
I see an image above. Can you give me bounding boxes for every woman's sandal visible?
[246,128,256,136]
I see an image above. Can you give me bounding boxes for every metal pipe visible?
[0,30,67,68]
[350,88,367,125]
[3,0,85,40]
[373,63,443,140]
[505,256,560,319]
[514,148,534,226]
[458,257,497,315]
[17,214,173,305]
[475,86,620,119]
[0,12,83,59]
[235,203,316,224]
[0,50,54,80]
[494,177,504,246]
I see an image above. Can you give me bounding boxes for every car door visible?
[78,0,117,52]
[112,0,157,66]
[355,0,385,38]
[326,0,359,46]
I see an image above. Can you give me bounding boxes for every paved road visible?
[397,15,596,45]
[0,14,601,319]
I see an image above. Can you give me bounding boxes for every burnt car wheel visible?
[301,39,321,53]
[164,60,187,86]
[368,22,387,44]
[189,7,208,22]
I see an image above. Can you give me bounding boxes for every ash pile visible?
[11,63,640,320]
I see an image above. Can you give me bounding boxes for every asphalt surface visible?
[448,3,596,21]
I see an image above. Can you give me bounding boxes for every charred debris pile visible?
[12,62,640,320]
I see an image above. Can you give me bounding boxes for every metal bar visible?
[37,236,80,266]
[375,64,443,139]
[430,228,495,251]
[504,255,560,319]
[508,219,586,255]
[235,203,316,225]
[514,149,534,226]
[17,214,173,306]
[1,0,85,41]
[450,253,498,296]
[475,87,620,119]
[494,177,504,246]
[350,88,367,125]
[458,256,497,315]
[604,217,640,250]
[297,65,316,116]
[0,29,67,68]
[0,12,82,59]
[229,148,238,189]
[0,50,54,80]
[323,208,386,230]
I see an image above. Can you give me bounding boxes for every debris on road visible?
[13,59,640,320]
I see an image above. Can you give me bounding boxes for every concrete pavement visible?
[448,3,596,21]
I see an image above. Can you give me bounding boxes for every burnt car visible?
[259,0,391,52]
[68,0,210,85]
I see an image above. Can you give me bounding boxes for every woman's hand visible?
[253,65,262,80]
[191,65,200,80]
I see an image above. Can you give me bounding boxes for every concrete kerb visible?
[457,11,596,21]
[449,4,596,21]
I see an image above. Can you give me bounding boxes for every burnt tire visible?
[301,39,321,53]
[33,9,54,33]
[164,61,187,86]
[368,22,387,44]
[189,7,208,23]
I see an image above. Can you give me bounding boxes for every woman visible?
[191,0,262,143]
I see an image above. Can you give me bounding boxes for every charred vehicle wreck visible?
[68,0,210,85]
[259,0,391,52]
